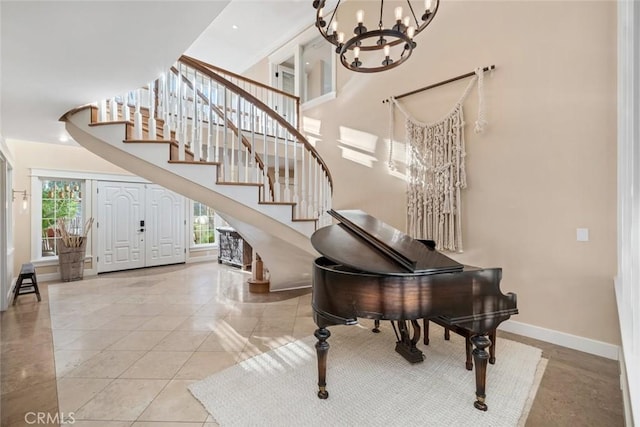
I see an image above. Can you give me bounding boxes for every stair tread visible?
[216,181,262,186]
[259,201,295,206]
[292,218,318,222]
[125,139,176,143]
[168,160,220,165]
[90,120,133,126]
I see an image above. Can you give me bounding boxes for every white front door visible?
[145,185,185,267]
[97,182,185,273]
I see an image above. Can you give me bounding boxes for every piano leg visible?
[470,334,492,411]
[489,329,497,364]
[314,326,331,399]
[372,319,381,333]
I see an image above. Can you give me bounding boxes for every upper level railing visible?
[93,56,332,224]
[186,56,301,132]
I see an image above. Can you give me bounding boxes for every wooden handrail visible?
[184,55,301,131]
[169,66,276,200]
[179,56,333,192]
[184,55,300,104]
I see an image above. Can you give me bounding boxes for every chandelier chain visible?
[406,0,420,27]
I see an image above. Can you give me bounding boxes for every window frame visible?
[31,170,93,265]
[40,178,85,258]
[269,24,337,111]
[30,170,93,265]
[189,200,218,250]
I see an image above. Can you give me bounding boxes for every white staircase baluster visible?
[122,93,130,123]
[250,104,257,183]
[307,152,314,218]
[222,88,228,180]
[162,73,171,140]
[176,66,185,161]
[181,77,188,156]
[206,79,213,162]
[274,123,280,202]
[313,161,319,218]
[192,71,200,162]
[300,147,306,219]
[148,83,157,140]
[214,84,220,163]
[133,88,143,139]
[99,99,107,122]
[236,94,242,182]
[229,93,236,180]
[292,138,299,217]
[284,134,290,202]
[262,111,270,201]
[110,97,118,121]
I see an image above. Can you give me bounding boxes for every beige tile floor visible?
[45,263,313,426]
[1,261,624,427]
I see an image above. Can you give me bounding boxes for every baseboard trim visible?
[186,255,218,264]
[498,319,619,360]
[618,347,636,427]
[6,275,16,306]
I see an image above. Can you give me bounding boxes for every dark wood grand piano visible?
[311,209,518,411]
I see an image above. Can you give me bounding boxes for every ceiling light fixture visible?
[312,0,439,73]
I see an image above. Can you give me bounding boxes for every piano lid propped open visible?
[311,209,463,276]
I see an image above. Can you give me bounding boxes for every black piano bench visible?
[12,263,41,305]
[424,318,496,371]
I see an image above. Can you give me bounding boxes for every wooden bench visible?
[424,317,497,371]
[12,263,41,305]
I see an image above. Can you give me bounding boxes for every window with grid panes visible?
[192,202,216,246]
[41,179,83,257]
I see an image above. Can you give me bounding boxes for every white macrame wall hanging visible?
[389,67,488,252]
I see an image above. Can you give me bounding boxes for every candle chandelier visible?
[312,0,440,73]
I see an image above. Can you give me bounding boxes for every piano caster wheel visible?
[474,400,488,411]
[318,390,329,399]
[489,357,496,364]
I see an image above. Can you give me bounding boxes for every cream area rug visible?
[190,321,546,426]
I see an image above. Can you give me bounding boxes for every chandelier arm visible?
[340,28,411,53]
[414,0,440,36]
[340,29,413,73]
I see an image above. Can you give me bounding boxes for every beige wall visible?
[7,139,220,278]
[7,140,132,274]
[245,1,619,345]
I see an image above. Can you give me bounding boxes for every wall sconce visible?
[12,189,29,213]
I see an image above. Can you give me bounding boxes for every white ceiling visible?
[0,0,324,146]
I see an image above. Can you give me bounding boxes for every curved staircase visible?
[61,55,333,291]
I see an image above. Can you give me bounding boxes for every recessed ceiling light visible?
[306,62,310,65]
[59,134,69,143]
[232,24,238,30]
